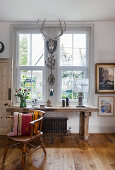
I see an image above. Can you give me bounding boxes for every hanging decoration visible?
[38,19,66,96]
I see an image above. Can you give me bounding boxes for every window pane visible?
[60,34,72,66]
[19,34,30,66]
[32,34,44,66]
[60,34,87,66]
[60,34,72,48]
[61,71,85,99]
[60,47,72,66]
[32,71,43,100]
[19,34,44,66]
[20,70,43,100]
[73,34,86,66]
[20,70,31,99]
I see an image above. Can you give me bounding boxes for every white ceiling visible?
[0,0,115,22]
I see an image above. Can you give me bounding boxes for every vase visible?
[20,97,26,107]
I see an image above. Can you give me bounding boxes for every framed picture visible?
[98,96,114,116]
[95,63,115,93]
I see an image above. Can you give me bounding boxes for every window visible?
[59,33,89,103]
[14,25,92,105]
[16,33,45,101]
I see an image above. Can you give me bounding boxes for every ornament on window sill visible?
[47,99,51,107]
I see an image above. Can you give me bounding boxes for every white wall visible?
[92,22,115,133]
[0,21,115,133]
[0,22,11,58]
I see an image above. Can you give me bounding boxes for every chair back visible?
[7,110,45,138]
[29,110,45,137]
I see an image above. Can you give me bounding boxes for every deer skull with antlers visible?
[40,19,66,54]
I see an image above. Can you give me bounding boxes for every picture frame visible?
[98,96,114,117]
[95,63,115,93]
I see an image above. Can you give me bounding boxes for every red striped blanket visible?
[9,111,40,136]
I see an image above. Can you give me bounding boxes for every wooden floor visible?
[0,134,115,170]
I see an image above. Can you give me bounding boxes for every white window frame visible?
[12,28,46,105]
[11,24,94,106]
[57,28,92,105]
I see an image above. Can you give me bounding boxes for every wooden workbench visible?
[4,105,98,140]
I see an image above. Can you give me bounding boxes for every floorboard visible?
[0,134,115,170]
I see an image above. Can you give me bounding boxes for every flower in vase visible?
[14,88,30,99]
[14,88,31,107]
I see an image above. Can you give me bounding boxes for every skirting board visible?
[68,125,115,133]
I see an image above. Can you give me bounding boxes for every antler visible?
[54,20,66,40]
[39,19,66,40]
[40,18,50,39]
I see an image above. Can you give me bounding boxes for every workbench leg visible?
[83,112,89,141]
[79,112,84,139]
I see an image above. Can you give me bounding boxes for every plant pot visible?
[20,97,26,107]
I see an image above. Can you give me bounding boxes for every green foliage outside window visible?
[19,36,28,65]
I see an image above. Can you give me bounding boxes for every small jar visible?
[66,97,69,106]
[62,100,65,107]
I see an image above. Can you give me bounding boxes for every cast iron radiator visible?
[42,117,68,133]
